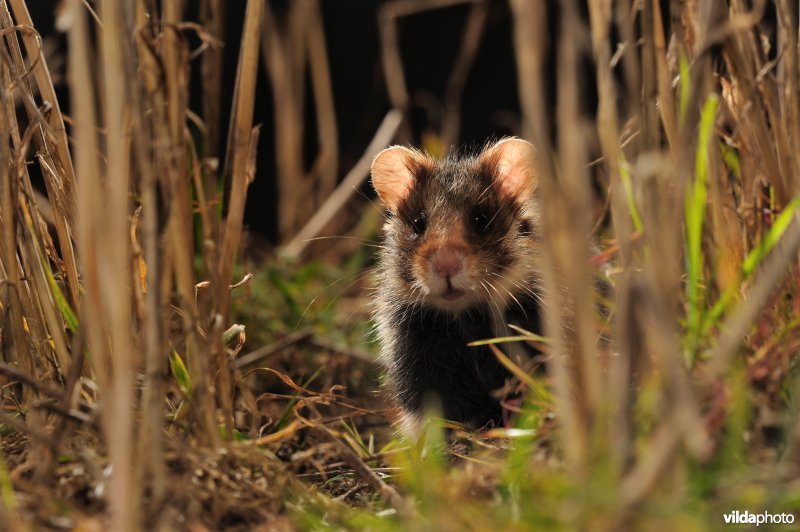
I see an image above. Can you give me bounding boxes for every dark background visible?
[27,1,577,245]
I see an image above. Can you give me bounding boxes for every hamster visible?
[370,138,544,436]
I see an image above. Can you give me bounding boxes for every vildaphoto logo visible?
[723,510,795,526]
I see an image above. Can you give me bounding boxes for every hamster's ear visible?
[371,146,421,212]
[482,137,538,200]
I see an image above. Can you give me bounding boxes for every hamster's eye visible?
[471,208,490,232]
[410,211,427,237]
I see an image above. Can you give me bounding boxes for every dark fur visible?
[373,146,543,431]
[388,297,542,429]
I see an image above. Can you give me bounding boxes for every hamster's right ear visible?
[371,146,420,212]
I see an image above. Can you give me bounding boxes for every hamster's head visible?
[371,138,542,314]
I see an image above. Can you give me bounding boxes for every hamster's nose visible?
[431,247,463,278]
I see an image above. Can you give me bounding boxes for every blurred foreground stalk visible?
[0,0,261,528]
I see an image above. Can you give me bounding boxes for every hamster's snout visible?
[431,247,464,279]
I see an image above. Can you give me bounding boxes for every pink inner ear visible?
[371,146,419,212]
[486,138,537,199]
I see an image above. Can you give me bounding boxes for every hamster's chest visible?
[400,298,539,367]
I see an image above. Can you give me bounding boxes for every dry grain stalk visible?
[0,0,262,528]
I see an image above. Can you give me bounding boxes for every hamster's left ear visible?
[481,137,538,200]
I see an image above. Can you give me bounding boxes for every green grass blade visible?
[679,52,690,123]
[742,195,800,278]
[44,263,78,334]
[684,93,719,363]
[223,323,245,346]
[0,453,17,523]
[169,349,194,396]
[619,154,644,233]
[703,195,800,334]
[719,141,741,180]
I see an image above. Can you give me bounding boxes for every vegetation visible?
[1,0,800,530]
